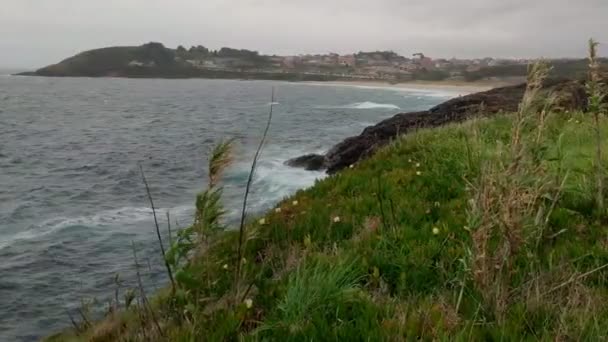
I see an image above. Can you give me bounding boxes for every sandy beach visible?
[305,79,523,96]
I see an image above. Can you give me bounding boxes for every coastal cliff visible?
[287,78,591,173]
[39,43,608,339]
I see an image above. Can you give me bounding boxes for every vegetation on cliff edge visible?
[46,45,608,341]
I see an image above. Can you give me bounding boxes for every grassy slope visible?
[49,112,608,341]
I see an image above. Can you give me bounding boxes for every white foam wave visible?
[225,147,326,216]
[350,101,400,110]
[0,205,193,250]
[317,101,400,110]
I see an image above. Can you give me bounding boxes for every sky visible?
[1,0,607,68]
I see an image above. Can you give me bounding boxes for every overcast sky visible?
[1,0,607,68]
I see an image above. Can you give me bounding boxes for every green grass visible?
[47,110,608,341]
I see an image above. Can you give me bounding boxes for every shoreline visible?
[301,79,522,95]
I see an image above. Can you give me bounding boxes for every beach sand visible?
[304,79,522,96]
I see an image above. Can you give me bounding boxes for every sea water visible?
[0,75,458,341]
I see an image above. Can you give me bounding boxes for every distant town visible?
[170,45,537,82]
[23,42,600,81]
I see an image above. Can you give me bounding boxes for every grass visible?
[45,55,608,341]
[46,108,608,341]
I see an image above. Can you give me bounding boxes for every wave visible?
[317,101,400,110]
[0,205,193,251]
[223,146,326,216]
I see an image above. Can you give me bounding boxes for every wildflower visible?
[425,209,431,214]
[222,264,229,270]
[304,234,312,248]
[432,227,440,235]
[333,216,341,223]
[408,159,412,163]
[244,298,253,309]
[292,200,299,206]
[258,218,266,225]
[416,171,422,176]
[372,267,380,279]
[416,162,421,168]
[275,207,282,213]
[434,201,440,208]
[567,118,574,123]
[349,164,354,169]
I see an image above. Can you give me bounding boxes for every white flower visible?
[275,207,282,213]
[432,227,440,235]
[259,218,266,225]
[292,200,299,206]
[349,164,354,169]
[244,298,253,309]
[416,163,421,168]
[333,216,341,223]
[416,171,422,176]
[408,159,412,163]
[222,264,229,270]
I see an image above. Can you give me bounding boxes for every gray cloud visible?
[1,0,606,68]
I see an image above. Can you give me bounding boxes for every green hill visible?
[32,43,177,77]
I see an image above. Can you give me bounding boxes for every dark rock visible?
[293,79,593,174]
[284,154,326,171]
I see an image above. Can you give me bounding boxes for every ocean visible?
[0,74,458,341]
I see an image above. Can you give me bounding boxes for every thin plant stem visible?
[139,165,176,294]
[235,88,275,297]
[131,241,164,338]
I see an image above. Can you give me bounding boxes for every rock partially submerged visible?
[287,79,591,173]
[284,154,326,171]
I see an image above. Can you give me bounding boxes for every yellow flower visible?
[259,218,266,225]
[304,234,312,248]
[333,216,341,223]
[244,298,253,309]
[292,200,299,206]
[372,267,380,278]
[432,227,440,235]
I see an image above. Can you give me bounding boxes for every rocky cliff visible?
[287,78,591,173]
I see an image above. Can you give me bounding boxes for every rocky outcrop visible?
[288,79,591,173]
[284,154,326,171]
